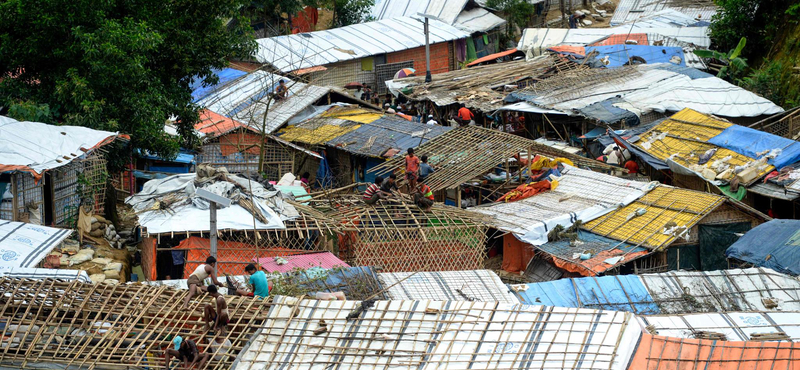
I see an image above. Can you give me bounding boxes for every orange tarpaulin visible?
[218,132,262,155]
[551,248,650,277]
[499,180,551,202]
[630,334,800,370]
[502,234,537,274]
[590,33,648,47]
[175,236,308,276]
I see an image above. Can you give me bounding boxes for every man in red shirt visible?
[624,159,639,174]
[457,103,474,125]
[405,148,420,192]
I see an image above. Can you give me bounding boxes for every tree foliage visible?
[709,0,794,58]
[0,0,256,165]
[486,0,535,33]
[328,0,375,28]
[694,37,748,81]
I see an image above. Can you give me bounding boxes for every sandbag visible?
[91,257,113,265]
[103,270,120,279]
[69,249,95,266]
[103,262,123,272]
[90,274,106,283]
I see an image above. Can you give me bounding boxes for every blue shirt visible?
[249,271,269,298]
[419,163,434,178]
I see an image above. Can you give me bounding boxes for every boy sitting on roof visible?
[274,79,288,100]
[363,176,388,205]
[203,285,229,335]
[165,336,211,370]
[183,256,219,309]
[413,181,435,211]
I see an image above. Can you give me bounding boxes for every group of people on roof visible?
[363,148,436,211]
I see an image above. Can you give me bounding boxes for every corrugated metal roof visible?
[638,312,800,341]
[510,64,783,118]
[371,0,504,33]
[517,26,711,52]
[511,267,800,314]
[327,116,453,157]
[377,270,519,303]
[194,70,331,134]
[610,0,717,26]
[235,297,641,370]
[470,165,649,245]
[583,185,726,250]
[254,17,469,72]
[256,251,349,273]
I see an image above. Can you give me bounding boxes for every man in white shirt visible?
[426,114,437,125]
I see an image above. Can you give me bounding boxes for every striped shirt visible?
[364,184,380,199]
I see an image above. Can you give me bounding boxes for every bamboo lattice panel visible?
[0,278,271,370]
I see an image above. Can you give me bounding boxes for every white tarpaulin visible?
[126,173,289,235]
[377,270,520,303]
[470,165,650,245]
[638,312,800,342]
[234,297,641,370]
[0,267,91,283]
[0,221,72,271]
[0,119,122,176]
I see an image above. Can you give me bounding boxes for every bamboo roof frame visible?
[0,278,272,370]
[372,125,614,191]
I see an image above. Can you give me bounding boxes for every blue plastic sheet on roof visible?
[725,220,800,276]
[190,68,247,102]
[585,45,685,68]
[576,97,641,126]
[327,117,453,157]
[608,128,669,170]
[579,126,608,140]
[707,124,800,170]
[513,275,660,314]
[652,63,713,79]
[139,151,195,164]
[537,230,647,262]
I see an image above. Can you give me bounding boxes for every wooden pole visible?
[210,202,218,258]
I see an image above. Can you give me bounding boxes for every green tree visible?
[0,0,255,165]
[694,37,748,82]
[486,0,535,33]
[328,0,374,27]
[709,0,794,59]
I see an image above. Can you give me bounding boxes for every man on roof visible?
[236,263,272,299]
[203,284,229,335]
[165,336,211,370]
[275,79,288,100]
[183,256,219,309]
[363,176,388,205]
[404,148,421,192]
[413,180,435,211]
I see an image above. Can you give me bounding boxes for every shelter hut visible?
[637,311,799,342]
[308,194,489,273]
[373,125,617,207]
[127,171,343,280]
[0,117,126,226]
[193,109,319,178]
[0,278,271,370]
[277,106,452,188]
[233,296,641,370]
[725,219,800,276]
[252,17,469,92]
[512,267,800,315]
[581,185,769,273]
[609,108,800,217]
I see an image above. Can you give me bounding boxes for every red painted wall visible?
[387,41,454,75]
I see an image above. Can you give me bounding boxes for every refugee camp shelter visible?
[310,194,489,273]
[582,185,769,272]
[512,267,800,314]
[370,0,507,61]
[193,68,368,135]
[0,278,270,370]
[373,125,617,207]
[517,26,712,55]
[469,165,648,276]
[278,106,453,187]
[193,109,320,178]
[610,0,717,26]
[127,171,343,279]
[0,117,126,226]
[726,219,800,276]
[253,17,469,92]
[377,270,518,303]
[234,297,641,370]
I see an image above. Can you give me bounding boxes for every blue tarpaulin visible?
[585,45,685,68]
[608,128,669,170]
[579,126,608,139]
[512,274,660,314]
[191,68,247,102]
[576,97,641,126]
[707,125,800,170]
[725,220,800,276]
